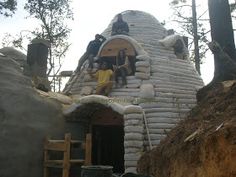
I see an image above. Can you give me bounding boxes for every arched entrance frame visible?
[65,95,144,173]
[97,35,147,57]
[96,35,151,80]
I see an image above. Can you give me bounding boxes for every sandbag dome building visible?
[64,10,204,173]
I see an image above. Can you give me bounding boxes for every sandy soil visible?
[137,81,236,177]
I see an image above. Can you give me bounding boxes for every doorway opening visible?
[66,102,125,173]
[90,105,124,174]
[92,125,124,173]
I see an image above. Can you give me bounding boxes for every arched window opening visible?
[98,38,137,75]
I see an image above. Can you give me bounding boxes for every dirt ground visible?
[137,80,236,177]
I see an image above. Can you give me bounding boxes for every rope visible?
[142,110,153,150]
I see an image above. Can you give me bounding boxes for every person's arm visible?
[124,56,129,66]
[119,56,129,68]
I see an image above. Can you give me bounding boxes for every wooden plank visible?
[44,160,63,168]
[69,159,85,164]
[48,140,84,144]
[44,141,67,151]
[43,136,50,177]
[45,159,85,164]
[84,133,92,165]
[43,133,86,177]
[62,133,71,177]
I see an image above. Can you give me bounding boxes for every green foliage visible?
[1,0,73,91]
[0,0,17,17]
[2,31,33,51]
[24,0,73,91]
[24,0,73,43]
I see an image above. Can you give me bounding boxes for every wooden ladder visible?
[43,133,92,177]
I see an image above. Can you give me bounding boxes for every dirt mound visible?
[0,56,66,177]
[137,81,236,177]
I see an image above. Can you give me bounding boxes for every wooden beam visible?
[84,133,92,165]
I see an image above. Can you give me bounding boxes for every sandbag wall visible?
[139,44,204,148]
[123,105,144,173]
[66,71,143,101]
[62,11,206,174]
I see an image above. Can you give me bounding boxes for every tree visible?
[170,0,210,75]
[192,0,200,74]
[208,0,236,82]
[208,0,236,60]
[197,0,236,101]
[24,0,73,91]
[0,0,17,17]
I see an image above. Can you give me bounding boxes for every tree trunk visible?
[208,0,236,81]
[192,0,201,75]
[197,0,236,102]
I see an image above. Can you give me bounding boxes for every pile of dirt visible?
[137,81,236,177]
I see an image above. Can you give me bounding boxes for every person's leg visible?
[114,69,119,84]
[96,85,104,95]
[104,81,113,96]
[88,54,94,69]
[120,68,127,85]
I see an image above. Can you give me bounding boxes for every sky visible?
[0,0,215,84]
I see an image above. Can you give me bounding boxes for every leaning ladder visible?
[43,133,92,177]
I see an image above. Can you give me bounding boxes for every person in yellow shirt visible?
[89,62,114,96]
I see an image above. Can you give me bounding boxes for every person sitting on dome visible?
[86,34,106,69]
[89,61,114,96]
[75,34,106,72]
[111,13,129,36]
[113,49,131,86]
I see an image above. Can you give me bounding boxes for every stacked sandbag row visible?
[103,11,167,42]
[137,83,172,147]
[140,100,188,147]
[150,59,203,87]
[68,70,97,95]
[135,54,151,80]
[139,43,176,60]
[136,49,203,148]
[69,70,143,98]
[123,105,144,173]
[109,76,142,100]
[139,52,203,148]
[64,59,92,94]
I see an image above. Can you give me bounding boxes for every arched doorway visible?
[91,107,124,173]
[66,102,125,173]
